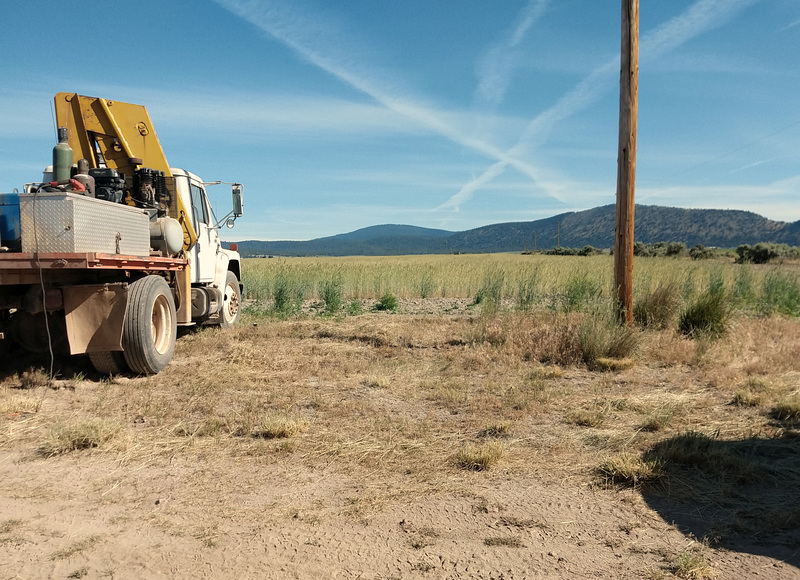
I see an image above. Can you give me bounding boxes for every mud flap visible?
[63,283,128,354]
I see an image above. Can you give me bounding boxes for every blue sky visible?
[1,0,798,241]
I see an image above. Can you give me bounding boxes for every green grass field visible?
[242,253,800,319]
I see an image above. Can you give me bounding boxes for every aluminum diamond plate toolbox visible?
[20,192,150,256]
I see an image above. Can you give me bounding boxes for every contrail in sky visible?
[475,0,549,111]
[213,0,554,197]
[443,0,764,212]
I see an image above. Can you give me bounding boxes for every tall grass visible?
[241,254,799,323]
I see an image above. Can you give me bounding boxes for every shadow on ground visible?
[0,325,202,382]
[641,430,800,569]
[0,339,95,382]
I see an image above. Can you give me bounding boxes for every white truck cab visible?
[172,168,242,328]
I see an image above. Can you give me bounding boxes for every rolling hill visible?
[232,205,800,257]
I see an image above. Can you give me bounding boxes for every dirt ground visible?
[1,303,799,579]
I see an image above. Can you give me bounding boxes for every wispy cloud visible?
[444,0,764,212]
[474,0,549,111]
[779,17,800,32]
[213,0,551,191]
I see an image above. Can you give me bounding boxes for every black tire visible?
[220,271,241,329]
[122,276,177,375]
[88,350,129,375]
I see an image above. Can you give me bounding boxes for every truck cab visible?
[172,169,242,328]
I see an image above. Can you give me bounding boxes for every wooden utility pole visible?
[614,0,639,324]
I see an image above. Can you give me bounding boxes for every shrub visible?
[633,282,681,329]
[678,289,730,338]
[689,244,715,260]
[272,273,304,315]
[666,242,687,257]
[320,278,343,315]
[374,293,398,312]
[578,307,639,367]
[737,243,776,264]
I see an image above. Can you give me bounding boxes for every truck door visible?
[189,181,218,283]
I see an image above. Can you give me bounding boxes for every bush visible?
[272,274,304,315]
[666,242,687,257]
[736,243,800,264]
[542,246,603,256]
[374,293,398,312]
[689,244,715,260]
[578,306,639,367]
[320,278,343,315]
[678,288,730,338]
[633,282,681,329]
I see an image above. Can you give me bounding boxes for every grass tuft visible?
[732,376,773,407]
[679,289,731,338]
[773,396,800,421]
[596,453,664,488]
[39,419,120,457]
[669,548,717,580]
[477,422,512,438]
[634,282,681,329]
[19,368,51,389]
[456,441,505,471]
[252,415,309,439]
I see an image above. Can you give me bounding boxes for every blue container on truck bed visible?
[0,193,21,251]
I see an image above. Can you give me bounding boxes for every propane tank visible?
[53,127,73,183]
[149,217,183,256]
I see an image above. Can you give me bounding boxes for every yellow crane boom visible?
[54,92,198,251]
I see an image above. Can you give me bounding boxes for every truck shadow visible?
[0,326,200,381]
[0,341,96,382]
[640,429,800,569]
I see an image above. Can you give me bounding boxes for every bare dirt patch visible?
[1,306,799,578]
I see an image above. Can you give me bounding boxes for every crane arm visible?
[54,92,197,251]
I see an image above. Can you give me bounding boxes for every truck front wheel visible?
[220,271,241,328]
[123,276,177,375]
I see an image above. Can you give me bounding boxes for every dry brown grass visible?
[1,302,799,574]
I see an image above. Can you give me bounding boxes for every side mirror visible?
[232,184,243,217]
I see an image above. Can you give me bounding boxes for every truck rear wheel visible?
[123,276,177,375]
[220,271,241,328]
[88,351,129,375]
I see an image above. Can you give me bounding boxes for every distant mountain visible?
[231,205,800,257]
[321,224,453,241]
